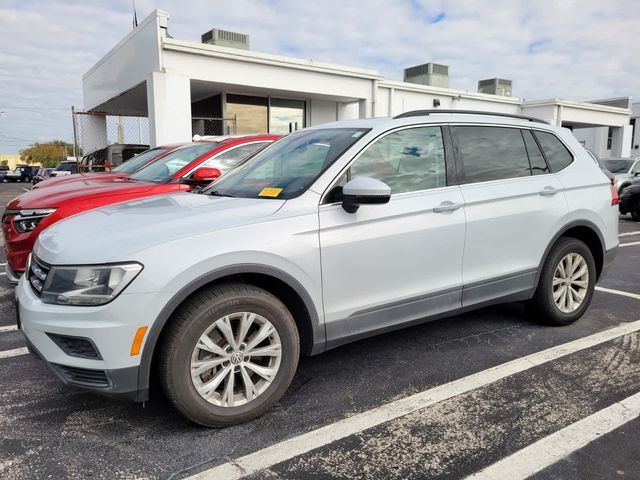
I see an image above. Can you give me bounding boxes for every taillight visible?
[610,184,620,206]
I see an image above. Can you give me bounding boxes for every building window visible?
[607,127,613,150]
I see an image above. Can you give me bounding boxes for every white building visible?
[82,9,633,156]
[574,101,639,158]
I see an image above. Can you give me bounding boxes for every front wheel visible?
[631,199,640,222]
[158,283,300,427]
[530,237,596,326]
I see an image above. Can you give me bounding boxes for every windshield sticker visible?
[258,187,283,198]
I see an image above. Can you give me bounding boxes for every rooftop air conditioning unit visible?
[478,78,513,97]
[404,63,449,88]
[201,29,250,50]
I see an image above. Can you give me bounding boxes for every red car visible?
[2,135,278,281]
[31,145,180,190]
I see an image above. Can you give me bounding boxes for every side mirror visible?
[342,176,391,213]
[634,172,640,177]
[193,167,221,184]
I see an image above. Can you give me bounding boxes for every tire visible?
[530,237,596,326]
[158,283,300,427]
[631,199,640,222]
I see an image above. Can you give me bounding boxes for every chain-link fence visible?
[72,109,150,170]
[192,117,237,137]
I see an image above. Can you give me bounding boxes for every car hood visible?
[34,173,125,189]
[8,178,155,209]
[35,192,286,264]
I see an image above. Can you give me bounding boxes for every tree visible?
[19,140,75,168]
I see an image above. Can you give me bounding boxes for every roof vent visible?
[201,29,250,50]
[404,63,449,88]
[478,78,513,97]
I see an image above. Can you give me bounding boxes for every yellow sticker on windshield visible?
[259,187,283,198]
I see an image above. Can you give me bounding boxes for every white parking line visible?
[0,325,17,333]
[0,272,5,277]
[0,263,6,266]
[188,319,640,480]
[595,286,640,301]
[466,390,640,479]
[620,241,640,248]
[21,188,30,192]
[0,347,28,359]
[619,231,640,237]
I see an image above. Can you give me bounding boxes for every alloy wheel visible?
[190,312,282,407]
[552,252,589,313]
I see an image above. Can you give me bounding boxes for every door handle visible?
[433,201,463,213]
[539,186,560,196]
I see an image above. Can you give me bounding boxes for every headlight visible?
[39,263,143,306]
[6,209,56,233]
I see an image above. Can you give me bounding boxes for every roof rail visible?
[393,109,549,124]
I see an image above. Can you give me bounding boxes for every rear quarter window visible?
[533,131,574,172]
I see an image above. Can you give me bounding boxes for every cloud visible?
[0,0,638,153]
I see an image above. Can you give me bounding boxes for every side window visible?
[534,131,573,172]
[522,130,550,175]
[203,142,268,174]
[454,126,531,183]
[631,161,640,174]
[347,126,446,195]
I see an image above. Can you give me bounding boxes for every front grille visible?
[47,333,102,360]
[28,256,50,297]
[53,364,110,388]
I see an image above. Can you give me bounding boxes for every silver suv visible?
[17,111,619,426]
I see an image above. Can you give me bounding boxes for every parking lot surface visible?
[1,181,639,479]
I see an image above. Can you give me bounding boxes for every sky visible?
[0,0,638,153]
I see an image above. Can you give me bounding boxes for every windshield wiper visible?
[208,190,235,197]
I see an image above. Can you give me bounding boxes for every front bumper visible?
[5,262,20,285]
[16,276,154,402]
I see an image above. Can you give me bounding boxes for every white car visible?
[602,157,640,193]
[17,111,619,426]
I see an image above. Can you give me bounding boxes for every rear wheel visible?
[631,198,640,222]
[158,283,300,427]
[530,237,595,326]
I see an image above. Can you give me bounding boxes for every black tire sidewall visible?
[535,238,596,326]
[161,286,300,427]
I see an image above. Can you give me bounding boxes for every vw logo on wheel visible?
[230,352,244,365]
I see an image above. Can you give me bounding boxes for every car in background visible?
[32,146,178,190]
[5,165,38,182]
[32,167,55,185]
[2,134,278,280]
[80,143,149,172]
[49,161,78,178]
[619,179,640,221]
[602,157,640,193]
[0,165,9,181]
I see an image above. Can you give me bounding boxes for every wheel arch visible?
[136,264,324,401]
[535,220,606,291]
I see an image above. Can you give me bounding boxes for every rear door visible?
[319,125,466,344]
[452,125,568,307]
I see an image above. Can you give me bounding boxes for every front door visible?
[319,126,466,345]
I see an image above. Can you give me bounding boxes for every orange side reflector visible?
[130,326,148,356]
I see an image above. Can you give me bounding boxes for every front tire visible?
[158,283,300,427]
[530,237,596,326]
[631,199,640,222]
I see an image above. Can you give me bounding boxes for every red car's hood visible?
[8,178,157,209]
[34,172,126,189]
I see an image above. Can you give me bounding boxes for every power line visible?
[0,106,70,111]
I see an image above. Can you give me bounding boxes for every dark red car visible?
[31,145,180,190]
[2,135,278,280]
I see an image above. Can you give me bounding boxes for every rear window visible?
[56,162,77,173]
[453,126,531,183]
[603,159,634,174]
[534,131,574,172]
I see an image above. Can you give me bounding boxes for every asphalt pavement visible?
[1,181,639,479]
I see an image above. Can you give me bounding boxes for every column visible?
[610,125,633,157]
[146,72,192,147]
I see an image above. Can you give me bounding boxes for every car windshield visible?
[201,128,369,199]
[56,163,76,172]
[604,159,634,173]
[129,143,219,183]
[112,147,170,174]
